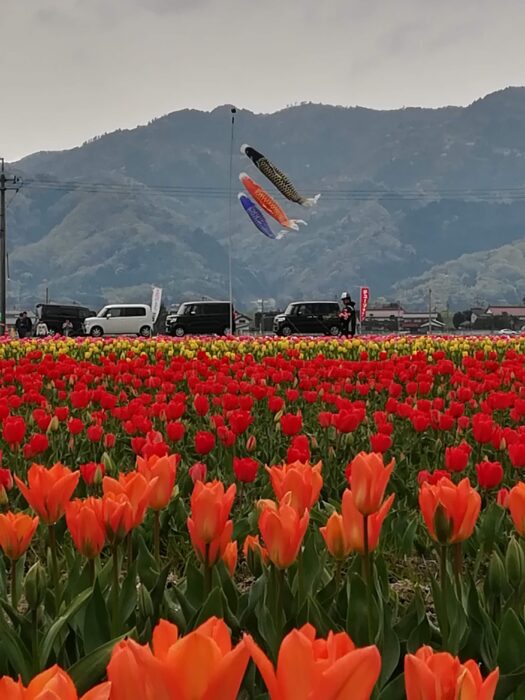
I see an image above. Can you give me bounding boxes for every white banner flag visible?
[151,287,162,324]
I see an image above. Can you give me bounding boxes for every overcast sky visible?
[3,0,525,161]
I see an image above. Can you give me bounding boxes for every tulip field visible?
[0,334,525,698]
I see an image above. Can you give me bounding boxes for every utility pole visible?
[427,288,432,335]
[0,159,20,335]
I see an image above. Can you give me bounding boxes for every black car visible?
[273,301,342,336]
[35,303,95,336]
[166,301,236,337]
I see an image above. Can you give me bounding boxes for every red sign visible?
[360,287,370,322]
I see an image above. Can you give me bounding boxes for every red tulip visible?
[2,416,26,447]
[194,431,216,455]
[233,457,259,483]
[189,462,207,483]
[509,443,525,468]
[80,462,105,486]
[476,461,504,489]
[280,413,303,436]
[444,443,471,473]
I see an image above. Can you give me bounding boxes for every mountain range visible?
[7,86,525,312]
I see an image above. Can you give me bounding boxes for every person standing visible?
[339,292,356,337]
[15,312,32,339]
[35,320,49,337]
[62,319,73,337]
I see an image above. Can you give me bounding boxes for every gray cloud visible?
[3,0,525,161]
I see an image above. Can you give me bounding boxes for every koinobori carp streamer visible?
[238,193,287,240]
[239,173,306,231]
[241,144,320,207]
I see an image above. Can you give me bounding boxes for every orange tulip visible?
[508,482,525,536]
[349,452,394,515]
[15,463,80,525]
[102,492,135,544]
[419,477,481,544]
[266,460,323,513]
[320,512,352,560]
[136,454,179,511]
[0,511,39,560]
[258,493,309,569]
[243,534,269,565]
[187,480,236,566]
[245,623,381,700]
[0,665,111,699]
[187,480,236,544]
[107,637,171,700]
[103,472,155,529]
[341,490,394,555]
[405,646,499,700]
[222,540,238,576]
[65,498,106,558]
[151,617,250,700]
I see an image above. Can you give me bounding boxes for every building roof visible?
[486,306,525,315]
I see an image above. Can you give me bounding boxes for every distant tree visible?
[453,311,468,329]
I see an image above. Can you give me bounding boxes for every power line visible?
[20,177,525,202]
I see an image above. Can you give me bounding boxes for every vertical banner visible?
[151,287,163,324]
[360,286,370,322]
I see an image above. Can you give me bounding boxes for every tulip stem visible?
[272,566,285,644]
[88,557,96,586]
[153,511,161,564]
[31,607,38,672]
[10,559,17,608]
[48,524,61,611]
[363,515,374,644]
[127,533,133,572]
[111,545,120,636]
[203,544,212,598]
[440,545,450,649]
[453,543,462,595]
[334,560,343,596]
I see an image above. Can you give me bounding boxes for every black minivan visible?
[166,301,236,337]
[273,301,341,336]
[35,303,95,336]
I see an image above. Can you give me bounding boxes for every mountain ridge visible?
[7,86,525,311]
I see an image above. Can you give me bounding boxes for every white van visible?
[83,304,153,337]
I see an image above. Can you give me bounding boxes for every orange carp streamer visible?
[239,173,307,231]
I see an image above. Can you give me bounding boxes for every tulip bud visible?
[310,435,319,450]
[46,416,59,433]
[434,504,453,544]
[246,435,257,453]
[506,537,525,590]
[0,486,8,508]
[487,551,506,596]
[137,583,154,621]
[328,446,336,461]
[500,438,507,451]
[274,409,284,424]
[343,433,354,447]
[24,562,47,610]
